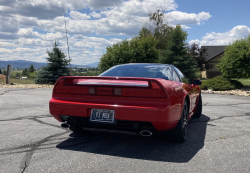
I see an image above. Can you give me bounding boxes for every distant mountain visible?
[86,62,99,67]
[0,60,89,69]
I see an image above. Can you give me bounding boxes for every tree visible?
[22,68,28,76]
[15,72,21,78]
[159,25,198,80]
[3,70,7,75]
[99,36,159,72]
[217,35,250,78]
[0,69,2,74]
[188,43,213,71]
[35,41,70,84]
[147,9,174,50]
[28,65,36,73]
[28,72,36,79]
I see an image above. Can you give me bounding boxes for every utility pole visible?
[6,65,11,84]
[62,4,72,76]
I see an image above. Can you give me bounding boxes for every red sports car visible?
[49,63,202,142]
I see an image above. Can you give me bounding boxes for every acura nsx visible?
[49,63,202,142]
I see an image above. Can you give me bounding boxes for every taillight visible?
[54,78,65,93]
[54,78,166,98]
[66,78,78,85]
[151,81,161,89]
[150,81,166,97]
[121,81,166,98]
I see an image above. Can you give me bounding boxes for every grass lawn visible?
[201,78,250,88]
[0,78,35,84]
[231,78,250,86]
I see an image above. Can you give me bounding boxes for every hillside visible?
[0,60,91,69]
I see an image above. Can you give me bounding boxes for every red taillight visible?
[54,78,166,98]
[151,81,161,89]
[150,81,166,98]
[54,78,88,94]
[54,78,65,93]
[66,78,78,85]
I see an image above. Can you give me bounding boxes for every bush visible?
[200,76,243,91]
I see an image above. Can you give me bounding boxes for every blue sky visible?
[0,0,249,66]
[176,0,250,41]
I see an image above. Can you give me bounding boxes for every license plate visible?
[90,109,115,123]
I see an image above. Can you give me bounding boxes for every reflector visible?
[114,88,122,95]
[89,87,96,94]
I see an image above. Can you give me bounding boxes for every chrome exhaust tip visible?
[61,123,70,128]
[140,130,153,137]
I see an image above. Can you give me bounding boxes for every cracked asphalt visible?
[0,89,250,173]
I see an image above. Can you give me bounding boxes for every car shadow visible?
[56,114,210,163]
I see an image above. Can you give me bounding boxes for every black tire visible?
[193,93,202,118]
[173,99,188,142]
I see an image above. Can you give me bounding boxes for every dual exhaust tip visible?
[139,130,153,137]
[61,123,153,137]
[61,123,70,128]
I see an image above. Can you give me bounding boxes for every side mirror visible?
[192,79,202,85]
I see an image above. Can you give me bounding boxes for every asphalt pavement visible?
[0,88,250,173]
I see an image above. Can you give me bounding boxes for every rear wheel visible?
[193,93,202,118]
[173,99,188,142]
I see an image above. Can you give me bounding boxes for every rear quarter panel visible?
[157,79,187,122]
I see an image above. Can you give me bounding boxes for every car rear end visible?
[49,76,178,134]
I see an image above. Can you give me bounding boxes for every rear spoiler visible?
[55,76,164,87]
[53,76,167,98]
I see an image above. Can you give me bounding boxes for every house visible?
[201,46,226,79]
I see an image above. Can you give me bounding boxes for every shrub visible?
[200,76,243,91]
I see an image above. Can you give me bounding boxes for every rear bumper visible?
[49,98,178,131]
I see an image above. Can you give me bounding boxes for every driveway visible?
[0,89,250,173]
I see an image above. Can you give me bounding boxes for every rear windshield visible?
[99,64,172,80]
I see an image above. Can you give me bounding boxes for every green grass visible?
[231,78,250,86]
[202,78,250,87]
[0,78,35,84]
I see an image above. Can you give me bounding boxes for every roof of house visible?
[201,46,226,61]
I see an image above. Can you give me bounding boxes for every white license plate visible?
[90,109,115,123]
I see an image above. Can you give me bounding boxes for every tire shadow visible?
[56,114,210,163]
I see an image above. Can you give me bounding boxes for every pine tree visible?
[22,68,28,76]
[0,69,2,74]
[35,41,70,84]
[28,65,35,73]
[159,25,198,80]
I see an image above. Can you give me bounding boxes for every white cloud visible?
[0,0,87,19]
[17,28,40,38]
[86,0,124,10]
[165,11,212,25]
[90,12,102,18]
[0,0,213,65]
[0,16,19,32]
[70,11,91,20]
[189,25,250,46]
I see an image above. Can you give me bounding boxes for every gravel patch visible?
[202,87,250,97]
[0,84,54,89]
